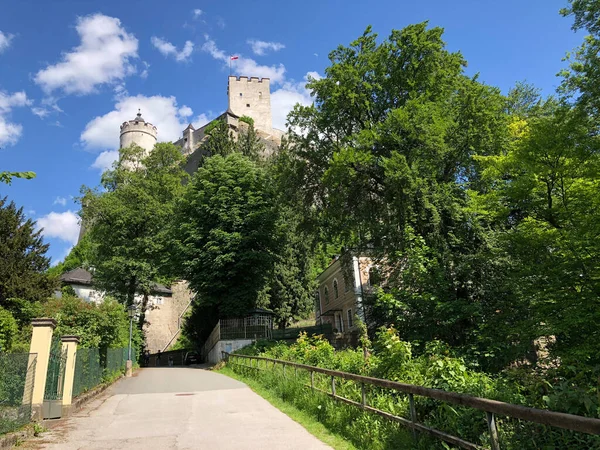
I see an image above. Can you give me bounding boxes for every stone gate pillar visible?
[61,336,80,416]
[28,318,56,420]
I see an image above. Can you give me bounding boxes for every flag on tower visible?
[230,55,239,60]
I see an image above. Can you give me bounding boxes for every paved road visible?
[31,367,330,450]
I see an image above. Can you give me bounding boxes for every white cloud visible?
[36,211,80,245]
[151,37,194,62]
[0,91,31,146]
[53,196,67,206]
[178,105,193,117]
[0,91,30,112]
[193,9,203,18]
[31,107,50,118]
[81,94,207,151]
[34,14,138,95]
[91,150,119,172]
[271,72,319,130]
[247,39,285,56]
[0,31,14,53]
[202,36,285,84]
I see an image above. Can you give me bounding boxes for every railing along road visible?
[223,352,600,450]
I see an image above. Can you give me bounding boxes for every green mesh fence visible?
[0,353,36,435]
[72,348,102,398]
[72,347,136,399]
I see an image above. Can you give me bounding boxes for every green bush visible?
[0,307,18,351]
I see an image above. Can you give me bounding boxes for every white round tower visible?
[119,110,158,155]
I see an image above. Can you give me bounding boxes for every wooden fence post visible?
[361,383,366,407]
[331,376,336,397]
[311,371,315,392]
[409,393,417,441]
[487,412,501,450]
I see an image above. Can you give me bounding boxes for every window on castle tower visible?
[246,104,250,107]
[239,93,243,97]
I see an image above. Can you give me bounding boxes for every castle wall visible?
[143,281,193,353]
[228,76,272,132]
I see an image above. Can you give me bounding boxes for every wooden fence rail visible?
[223,352,600,450]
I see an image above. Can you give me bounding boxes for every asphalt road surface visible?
[29,367,331,449]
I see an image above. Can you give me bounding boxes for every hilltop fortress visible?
[67,75,286,354]
[119,75,285,171]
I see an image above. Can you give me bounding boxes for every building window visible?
[347,309,353,328]
[333,279,339,299]
[239,93,243,97]
[316,291,321,307]
[336,313,344,332]
[324,287,329,304]
[259,92,262,98]
[368,267,381,287]
[246,103,250,107]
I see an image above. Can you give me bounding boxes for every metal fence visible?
[72,348,102,398]
[272,323,333,340]
[72,347,134,399]
[225,352,600,450]
[201,315,274,359]
[0,353,36,435]
[220,315,273,340]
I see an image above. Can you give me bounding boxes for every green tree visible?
[198,120,236,159]
[174,153,278,344]
[277,24,512,360]
[266,207,317,328]
[0,197,56,323]
[561,0,600,116]
[81,143,188,326]
[473,98,600,366]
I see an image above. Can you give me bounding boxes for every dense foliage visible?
[232,332,600,449]
[38,293,142,353]
[80,143,188,329]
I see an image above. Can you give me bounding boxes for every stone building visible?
[57,268,192,354]
[315,254,374,337]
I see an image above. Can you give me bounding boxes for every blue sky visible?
[0,0,583,264]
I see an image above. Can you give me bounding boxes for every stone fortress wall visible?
[227,76,272,132]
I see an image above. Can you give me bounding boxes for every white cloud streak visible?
[0,31,14,53]
[151,37,194,62]
[193,9,203,18]
[202,36,285,84]
[34,14,138,95]
[247,39,285,56]
[53,197,67,206]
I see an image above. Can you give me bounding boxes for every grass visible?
[218,366,358,450]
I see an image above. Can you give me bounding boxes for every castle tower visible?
[119,110,158,156]
[227,76,272,132]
